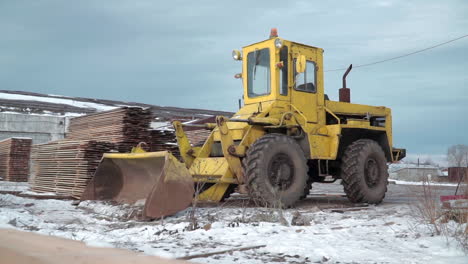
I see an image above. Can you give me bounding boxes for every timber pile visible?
[67,107,152,153]
[0,138,32,182]
[186,129,211,147]
[149,130,180,158]
[147,128,211,158]
[30,140,116,198]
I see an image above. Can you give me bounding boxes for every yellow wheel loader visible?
[82,29,405,219]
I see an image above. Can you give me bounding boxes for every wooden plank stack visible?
[67,107,152,152]
[30,140,116,198]
[0,138,32,182]
[28,107,213,198]
[185,129,211,147]
[149,130,180,158]
[30,107,153,198]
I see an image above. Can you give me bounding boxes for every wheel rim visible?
[268,153,294,190]
[364,158,380,188]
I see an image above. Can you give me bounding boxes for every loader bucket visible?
[81,151,194,219]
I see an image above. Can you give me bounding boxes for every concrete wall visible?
[0,113,68,144]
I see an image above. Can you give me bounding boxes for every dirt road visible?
[216,182,459,210]
[0,228,188,264]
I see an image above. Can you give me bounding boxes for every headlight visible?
[232,50,242,61]
[275,38,283,48]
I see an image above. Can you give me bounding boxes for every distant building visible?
[0,112,69,144]
[389,165,443,182]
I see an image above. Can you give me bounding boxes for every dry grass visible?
[185,182,207,231]
[410,176,468,252]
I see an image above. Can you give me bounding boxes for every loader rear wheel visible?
[340,139,389,204]
[245,134,308,207]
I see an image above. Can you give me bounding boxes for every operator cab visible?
[233,28,325,123]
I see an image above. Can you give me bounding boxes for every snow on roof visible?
[150,121,173,131]
[0,110,85,117]
[1,90,233,120]
[0,92,117,111]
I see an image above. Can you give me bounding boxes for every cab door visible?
[290,45,318,123]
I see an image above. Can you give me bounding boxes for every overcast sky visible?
[0,0,467,159]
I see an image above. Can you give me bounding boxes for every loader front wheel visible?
[340,139,389,204]
[245,134,308,208]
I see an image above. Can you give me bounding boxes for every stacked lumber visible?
[67,107,152,152]
[30,140,116,198]
[186,129,211,147]
[0,138,32,182]
[149,130,180,158]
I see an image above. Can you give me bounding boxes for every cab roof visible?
[242,37,323,52]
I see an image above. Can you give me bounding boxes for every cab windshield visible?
[247,48,270,97]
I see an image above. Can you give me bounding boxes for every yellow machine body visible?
[83,33,405,217]
[172,37,404,202]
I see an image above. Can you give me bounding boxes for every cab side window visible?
[279,46,288,96]
[295,61,316,93]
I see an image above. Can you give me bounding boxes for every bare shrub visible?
[452,174,468,250]
[412,180,443,235]
[442,208,468,250]
[185,182,206,231]
[0,193,14,207]
[410,178,468,251]
[243,189,289,226]
[447,144,468,167]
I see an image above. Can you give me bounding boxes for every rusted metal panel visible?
[339,88,351,103]
[339,64,352,103]
[448,167,467,182]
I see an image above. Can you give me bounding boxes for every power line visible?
[325,34,468,72]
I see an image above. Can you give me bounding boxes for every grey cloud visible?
[0,0,467,155]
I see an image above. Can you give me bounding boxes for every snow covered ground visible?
[0,181,29,192]
[0,182,466,264]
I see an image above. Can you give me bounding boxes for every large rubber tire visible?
[300,178,313,200]
[300,161,316,200]
[340,139,389,204]
[245,134,308,207]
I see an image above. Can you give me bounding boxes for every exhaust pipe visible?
[339,64,352,103]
